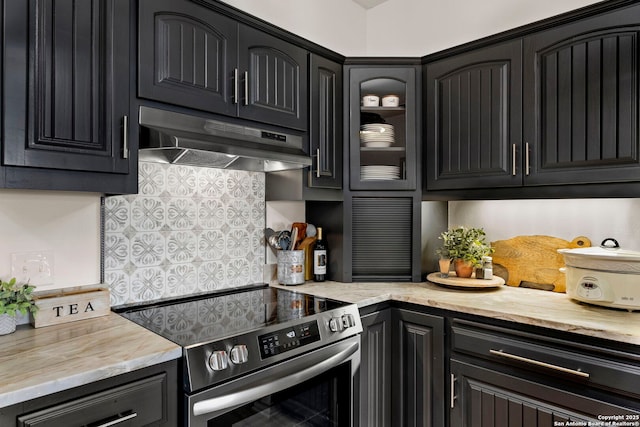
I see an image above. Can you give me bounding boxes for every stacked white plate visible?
[360,123,395,147]
[361,165,401,180]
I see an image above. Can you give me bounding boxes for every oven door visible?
[187,335,360,427]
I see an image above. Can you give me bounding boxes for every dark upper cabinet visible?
[238,24,308,130]
[309,54,343,189]
[2,0,135,193]
[523,3,640,186]
[138,0,238,117]
[348,66,419,191]
[425,2,640,194]
[425,40,523,191]
[138,0,308,131]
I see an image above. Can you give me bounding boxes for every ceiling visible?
[351,0,389,9]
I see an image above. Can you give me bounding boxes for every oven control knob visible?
[230,344,249,364]
[342,314,356,329]
[208,350,229,371]
[329,317,343,332]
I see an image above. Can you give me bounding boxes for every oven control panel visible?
[258,321,321,359]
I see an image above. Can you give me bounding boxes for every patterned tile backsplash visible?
[104,162,266,306]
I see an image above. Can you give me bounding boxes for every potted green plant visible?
[437,226,493,278]
[0,278,38,335]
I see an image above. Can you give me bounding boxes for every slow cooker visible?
[558,238,640,311]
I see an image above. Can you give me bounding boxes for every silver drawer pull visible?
[490,349,590,378]
[93,412,138,427]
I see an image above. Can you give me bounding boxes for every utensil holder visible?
[277,250,305,285]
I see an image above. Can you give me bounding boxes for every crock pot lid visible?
[558,246,640,261]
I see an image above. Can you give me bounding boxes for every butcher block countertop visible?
[271,280,640,346]
[0,312,182,409]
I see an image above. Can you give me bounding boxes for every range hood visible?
[138,106,312,172]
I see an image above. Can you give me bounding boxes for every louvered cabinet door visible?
[523,3,640,186]
[425,40,522,191]
[351,197,414,281]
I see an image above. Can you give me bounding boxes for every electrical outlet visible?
[11,251,55,286]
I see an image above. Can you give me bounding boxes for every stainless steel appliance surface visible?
[115,285,362,426]
[138,106,312,172]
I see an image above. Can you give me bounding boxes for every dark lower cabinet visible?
[450,359,638,426]
[359,309,392,427]
[450,319,640,426]
[2,0,136,194]
[0,360,178,427]
[359,307,445,427]
[392,309,446,427]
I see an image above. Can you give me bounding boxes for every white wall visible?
[219,0,368,56]
[220,0,602,56]
[449,199,640,252]
[365,0,603,56]
[0,190,101,289]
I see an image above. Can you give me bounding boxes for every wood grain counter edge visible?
[0,312,182,409]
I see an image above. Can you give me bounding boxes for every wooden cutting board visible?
[490,235,591,293]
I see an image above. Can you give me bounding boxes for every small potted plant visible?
[0,278,38,335]
[437,226,493,278]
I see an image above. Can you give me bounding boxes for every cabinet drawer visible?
[451,319,640,397]
[17,374,167,427]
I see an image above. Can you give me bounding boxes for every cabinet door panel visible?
[138,0,238,116]
[309,54,342,189]
[359,309,392,427]
[3,0,130,174]
[239,25,308,130]
[392,309,445,427]
[451,359,639,427]
[425,40,522,190]
[523,4,640,185]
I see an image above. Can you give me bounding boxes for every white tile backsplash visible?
[104,162,265,306]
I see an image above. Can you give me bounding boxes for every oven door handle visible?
[192,339,359,417]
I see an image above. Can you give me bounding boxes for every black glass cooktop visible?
[115,285,346,347]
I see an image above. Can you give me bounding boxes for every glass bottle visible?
[313,227,327,282]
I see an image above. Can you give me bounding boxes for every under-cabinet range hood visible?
[138,106,312,172]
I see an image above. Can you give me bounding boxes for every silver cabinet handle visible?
[193,340,358,417]
[525,142,530,176]
[233,68,239,104]
[489,349,590,378]
[94,412,138,427]
[450,373,457,409]
[511,143,516,176]
[315,148,321,178]
[122,115,129,159]
[243,71,249,106]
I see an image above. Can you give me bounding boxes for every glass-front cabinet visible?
[348,66,418,190]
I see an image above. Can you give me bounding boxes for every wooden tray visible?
[426,272,505,289]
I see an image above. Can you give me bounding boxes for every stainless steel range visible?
[116,285,362,426]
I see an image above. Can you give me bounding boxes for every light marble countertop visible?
[271,280,640,346]
[0,312,182,409]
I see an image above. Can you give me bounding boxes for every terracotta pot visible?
[0,313,16,335]
[454,259,474,278]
